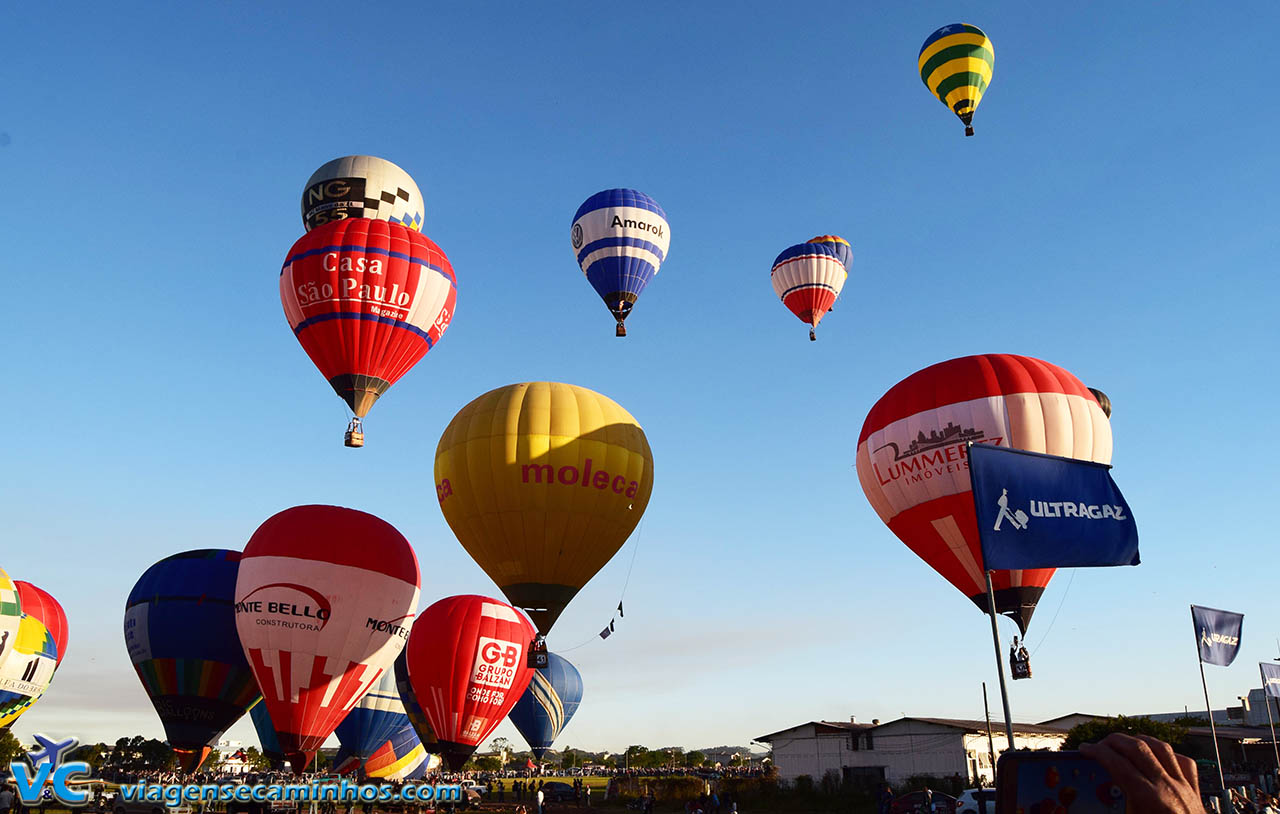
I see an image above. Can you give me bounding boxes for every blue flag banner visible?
[970,443,1140,570]
[1260,663,1280,698]
[1192,605,1243,666]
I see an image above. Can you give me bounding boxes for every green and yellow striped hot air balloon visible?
[919,23,994,137]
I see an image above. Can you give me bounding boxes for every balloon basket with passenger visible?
[344,417,365,448]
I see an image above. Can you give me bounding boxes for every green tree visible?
[241,746,274,771]
[686,751,706,768]
[0,730,23,766]
[1062,716,1189,750]
[561,748,579,769]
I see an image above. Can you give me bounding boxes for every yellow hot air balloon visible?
[919,23,994,136]
[434,382,654,633]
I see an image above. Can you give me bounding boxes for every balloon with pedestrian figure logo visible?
[405,595,537,771]
[280,218,457,447]
[771,236,850,341]
[508,652,584,760]
[125,550,260,771]
[919,23,994,137]
[302,155,424,233]
[571,189,670,336]
[234,505,420,774]
[856,354,1112,633]
[434,382,654,633]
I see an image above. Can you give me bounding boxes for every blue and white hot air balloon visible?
[333,668,411,774]
[507,652,583,760]
[249,698,285,769]
[570,189,670,336]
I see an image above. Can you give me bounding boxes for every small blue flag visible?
[1260,663,1280,697]
[1192,604,1243,666]
[970,443,1139,570]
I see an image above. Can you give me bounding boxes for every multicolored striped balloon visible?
[125,549,261,771]
[571,189,670,337]
[771,237,849,341]
[0,569,23,676]
[918,23,994,136]
[0,614,57,728]
[333,668,411,768]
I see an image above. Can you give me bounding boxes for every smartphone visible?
[995,750,1127,814]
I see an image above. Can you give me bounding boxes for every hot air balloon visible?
[125,550,260,771]
[771,237,850,341]
[249,698,286,769]
[302,155,424,233]
[919,24,994,136]
[0,568,23,675]
[435,382,655,633]
[14,582,67,666]
[365,722,430,781]
[0,614,57,728]
[571,189,670,336]
[394,647,439,753]
[1088,388,1112,419]
[280,218,457,447]
[333,668,411,772]
[508,652,583,760]
[405,595,536,771]
[856,354,1112,633]
[235,505,420,773]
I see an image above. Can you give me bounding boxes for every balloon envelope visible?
[0,614,57,728]
[434,382,655,632]
[125,549,260,771]
[249,698,286,769]
[405,595,536,771]
[919,23,994,135]
[771,239,849,335]
[570,189,670,334]
[234,505,420,773]
[15,582,67,666]
[280,218,456,420]
[508,652,583,759]
[364,721,429,781]
[334,667,411,765]
[394,646,438,752]
[0,568,23,675]
[856,354,1111,633]
[302,155,424,233]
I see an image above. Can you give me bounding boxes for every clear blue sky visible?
[3,2,1278,753]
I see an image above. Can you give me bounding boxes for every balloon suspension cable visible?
[555,517,647,655]
[1028,569,1076,657]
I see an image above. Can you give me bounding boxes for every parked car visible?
[955,788,996,814]
[890,790,957,814]
[459,779,488,795]
[539,781,577,803]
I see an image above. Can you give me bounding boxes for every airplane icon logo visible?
[27,734,79,767]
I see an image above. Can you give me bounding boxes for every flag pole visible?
[986,571,1016,749]
[983,681,998,786]
[1261,664,1280,774]
[1194,605,1227,792]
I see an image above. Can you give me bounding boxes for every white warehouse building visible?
[756,716,1067,787]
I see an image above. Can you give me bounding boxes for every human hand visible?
[1079,733,1204,813]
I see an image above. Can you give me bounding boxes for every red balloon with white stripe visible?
[855,354,1112,633]
[771,236,849,341]
[280,218,456,444]
[234,505,420,773]
[405,595,536,771]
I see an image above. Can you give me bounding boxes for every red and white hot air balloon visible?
[856,354,1111,633]
[771,236,850,341]
[280,218,457,447]
[405,595,536,771]
[234,505,420,773]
